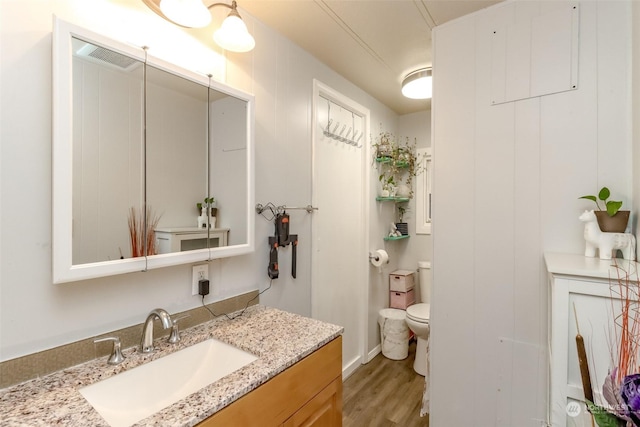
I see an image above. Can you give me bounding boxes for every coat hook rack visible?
[323,119,362,148]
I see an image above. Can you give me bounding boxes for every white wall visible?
[0,1,399,362]
[396,111,432,301]
[399,111,431,152]
[430,1,631,425]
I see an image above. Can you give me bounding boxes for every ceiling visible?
[238,0,501,115]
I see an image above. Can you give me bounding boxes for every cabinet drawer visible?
[389,270,415,292]
[199,336,342,427]
[390,289,415,309]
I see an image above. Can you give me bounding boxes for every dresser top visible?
[544,252,639,280]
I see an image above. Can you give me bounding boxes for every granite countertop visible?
[0,305,343,426]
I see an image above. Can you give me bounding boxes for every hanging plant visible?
[373,131,395,160]
[372,130,426,199]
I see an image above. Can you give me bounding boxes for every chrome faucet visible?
[140,308,172,353]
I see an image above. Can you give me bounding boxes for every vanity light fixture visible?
[401,68,432,100]
[159,0,211,27]
[212,1,255,52]
[143,0,255,52]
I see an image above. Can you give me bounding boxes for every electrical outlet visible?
[192,264,209,296]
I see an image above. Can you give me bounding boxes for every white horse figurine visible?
[579,210,636,260]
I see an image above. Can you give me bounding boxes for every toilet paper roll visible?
[370,249,389,267]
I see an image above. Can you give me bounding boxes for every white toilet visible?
[405,261,431,376]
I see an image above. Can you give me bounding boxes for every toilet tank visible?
[418,261,431,303]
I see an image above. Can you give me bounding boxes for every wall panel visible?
[474,10,517,421]
[430,15,477,424]
[595,1,632,212]
[431,1,631,424]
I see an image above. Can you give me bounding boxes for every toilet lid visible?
[406,303,430,323]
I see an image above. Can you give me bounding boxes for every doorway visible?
[311,80,370,378]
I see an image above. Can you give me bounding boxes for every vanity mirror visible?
[53,18,254,283]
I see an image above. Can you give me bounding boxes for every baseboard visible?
[341,345,382,381]
[367,344,381,362]
[342,354,362,380]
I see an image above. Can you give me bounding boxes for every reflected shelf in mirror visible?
[155,227,229,253]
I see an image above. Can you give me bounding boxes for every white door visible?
[311,80,370,378]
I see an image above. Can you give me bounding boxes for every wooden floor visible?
[342,340,429,427]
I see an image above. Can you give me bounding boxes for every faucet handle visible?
[94,336,126,365]
[168,314,190,344]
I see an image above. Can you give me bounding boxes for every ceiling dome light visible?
[213,7,255,52]
[402,68,432,99]
[159,0,211,28]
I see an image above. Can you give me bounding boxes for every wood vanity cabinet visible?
[199,336,343,427]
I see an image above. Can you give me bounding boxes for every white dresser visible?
[546,252,639,426]
[155,227,229,253]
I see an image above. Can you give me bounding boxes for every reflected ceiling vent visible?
[73,38,141,72]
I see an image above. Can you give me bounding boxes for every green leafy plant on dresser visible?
[579,186,629,233]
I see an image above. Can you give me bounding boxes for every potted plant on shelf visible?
[372,130,425,199]
[378,173,396,198]
[396,205,409,236]
[373,131,394,160]
[196,197,217,217]
[579,186,629,232]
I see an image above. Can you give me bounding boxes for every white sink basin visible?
[79,338,257,427]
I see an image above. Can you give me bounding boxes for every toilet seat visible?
[406,303,430,324]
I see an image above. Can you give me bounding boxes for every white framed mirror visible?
[53,17,254,283]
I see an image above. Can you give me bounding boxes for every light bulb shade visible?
[213,14,255,52]
[402,68,432,99]
[160,0,211,28]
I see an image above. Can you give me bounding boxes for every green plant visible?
[372,131,394,160]
[196,197,216,213]
[397,205,407,222]
[372,129,425,199]
[378,173,396,190]
[579,187,623,217]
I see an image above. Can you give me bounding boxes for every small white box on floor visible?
[389,269,415,292]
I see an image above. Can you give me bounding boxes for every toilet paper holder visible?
[369,252,382,261]
[369,249,389,266]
